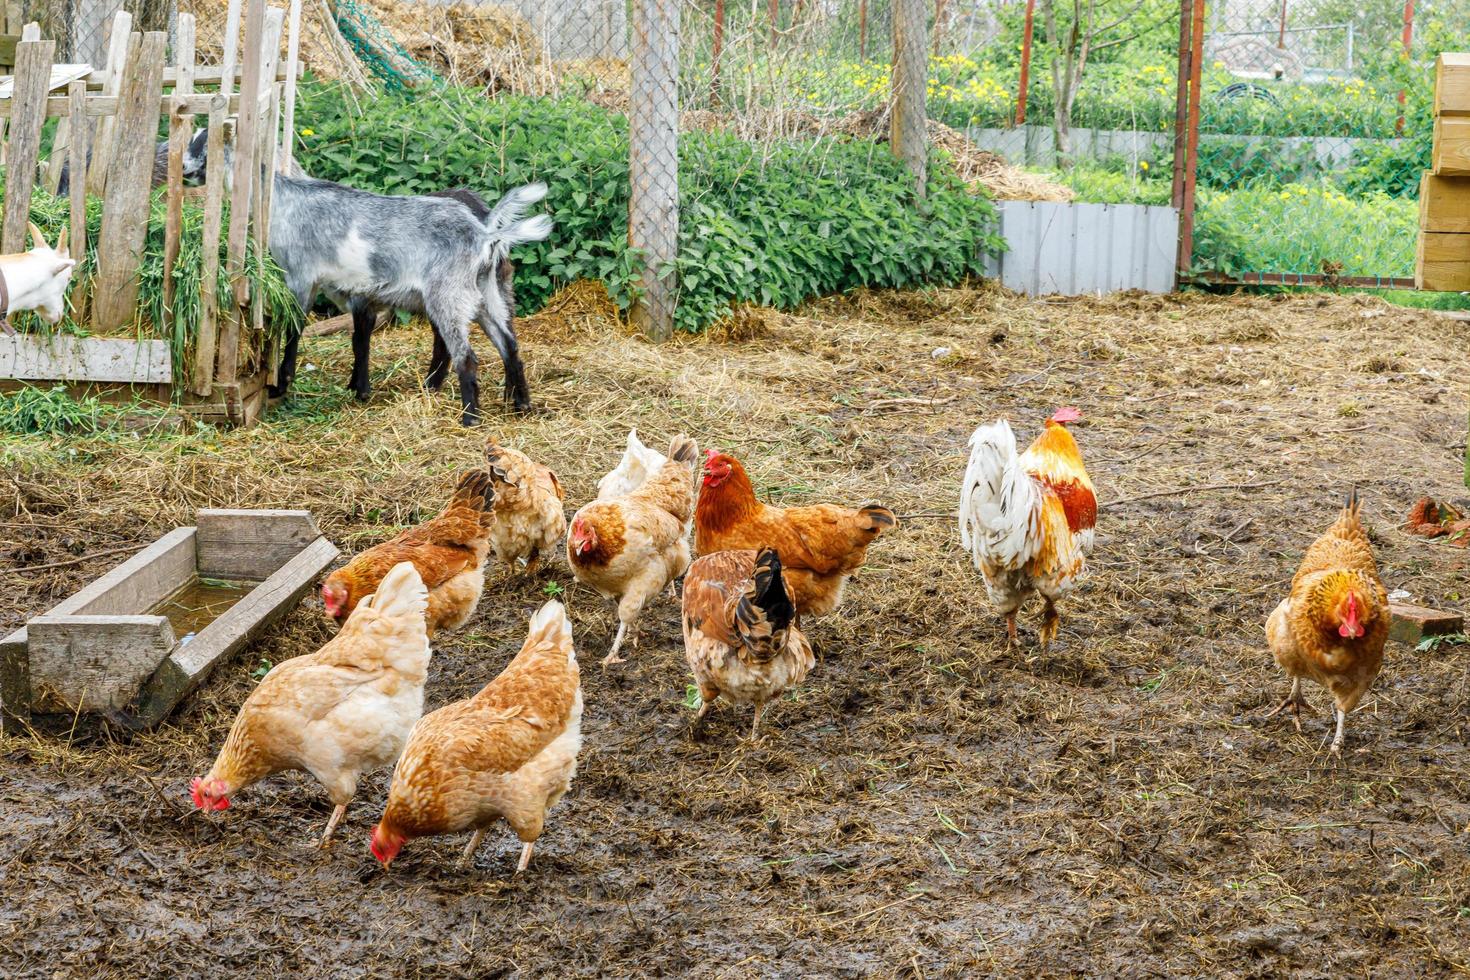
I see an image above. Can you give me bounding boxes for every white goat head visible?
[2,222,77,326]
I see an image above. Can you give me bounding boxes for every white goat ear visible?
[55,225,69,257]
[50,259,76,276]
[27,221,49,250]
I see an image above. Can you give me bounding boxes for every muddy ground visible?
[2,285,1468,977]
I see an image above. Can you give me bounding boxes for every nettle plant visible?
[294,82,1002,333]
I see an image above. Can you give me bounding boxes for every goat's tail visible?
[484,182,548,232]
[480,214,554,268]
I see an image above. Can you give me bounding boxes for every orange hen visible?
[322,470,493,636]
[1265,489,1388,754]
[694,452,896,619]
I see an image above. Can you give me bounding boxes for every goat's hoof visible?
[353,388,371,402]
[266,384,289,399]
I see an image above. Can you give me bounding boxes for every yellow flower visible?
[1139,160,1149,170]
[300,127,315,136]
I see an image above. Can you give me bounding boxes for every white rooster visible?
[959,407,1097,648]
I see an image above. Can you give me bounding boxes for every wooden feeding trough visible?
[0,1,304,426]
[0,510,338,734]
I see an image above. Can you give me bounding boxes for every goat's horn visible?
[26,222,49,249]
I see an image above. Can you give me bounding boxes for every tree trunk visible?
[134,0,174,33]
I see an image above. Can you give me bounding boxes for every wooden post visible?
[253,8,285,347]
[221,0,267,385]
[281,0,302,172]
[1016,0,1036,126]
[709,0,724,108]
[627,0,680,341]
[858,0,868,61]
[193,96,227,396]
[768,0,778,45]
[68,79,89,317]
[93,31,167,333]
[1,39,55,255]
[890,0,928,193]
[1176,0,1204,275]
[88,11,134,197]
[1396,0,1415,135]
[220,0,244,92]
[164,14,197,340]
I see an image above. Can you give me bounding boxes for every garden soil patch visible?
[2,286,1468,977]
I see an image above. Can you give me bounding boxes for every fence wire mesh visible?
[1192,0,1421,283]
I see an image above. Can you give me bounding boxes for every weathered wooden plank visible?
[0,92,246,119]
[0,622,32,730]
[1436,53,1470,117]
[1,39,55,255]
[66,79,89,319]
[0,62,90,98]
[219,0,244,101]
[281,0,303,173]
[163,14,196,342]
[194,97,228,396]
[253,8,286,347]
[0,333,173,383]
[92,31,167,333]
[1419,172,1470,233]
[1415,231,1470,291]
[28,614,177,714]
[86,11,133,196]
[221,0,267,386]
[1433,116,1470,177]
[1389,601,1465,646]
[196,509,323,580]
[135,535,338,727]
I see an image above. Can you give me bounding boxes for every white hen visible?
[596,428,670,499]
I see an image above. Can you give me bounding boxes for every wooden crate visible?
[1418,172,1470,233]
[1415,231,1470,291]
[1433,116,1470,176]
[1437,53,1470,117]
[0,509,338,734]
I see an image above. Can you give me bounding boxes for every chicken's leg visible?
[1329,707,1348,755]
[601,622,629,666]
[516,841,535,874]
[524,551,541,577]
[458,829,485,867]
[1264,677,1313,731]
[319,803,348,847]
[1038,599,1060,650]
[1005,612,1018,647]
[750,702,765,740]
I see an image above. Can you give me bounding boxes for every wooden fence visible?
[0,0,300,426]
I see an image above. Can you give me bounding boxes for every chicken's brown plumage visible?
[483,440,566,575]
[323,470,494,636]
[370,600,581,873]
[683,548,814,738]
[694,452,895,618]
[1264,489,1388,753]
[568,434,699,665]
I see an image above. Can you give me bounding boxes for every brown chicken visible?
[369,599,581,873]
[191,562,432,844]
[1265,489,1388,754]
[683,548,814,739]
[322,470,493,636]
[484,440,567,575]
[568,434,699,666]
[695,451,897,618]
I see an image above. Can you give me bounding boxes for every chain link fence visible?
[1190,0,1420,285]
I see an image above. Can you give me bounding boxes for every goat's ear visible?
[55,225,69,257]
[50,259,76,277]
[27,222,49,250]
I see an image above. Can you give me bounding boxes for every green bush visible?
[294,84,1003,332]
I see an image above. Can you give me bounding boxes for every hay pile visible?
[182,0,369,85]
[363,2,551,93]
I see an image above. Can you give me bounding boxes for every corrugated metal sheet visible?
[986,201,1179,296]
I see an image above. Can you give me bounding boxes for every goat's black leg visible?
[431,314,480,426]
[476,307,531,413]
[425,325,450,392]
[269,323,303,399]
[348,301,376,401]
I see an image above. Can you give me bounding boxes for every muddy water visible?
[149,579,254,642]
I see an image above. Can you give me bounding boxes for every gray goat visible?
[265,176,551,424]
[56,128,210,196]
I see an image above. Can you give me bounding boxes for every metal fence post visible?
[628,0,679,341]
[891,0,929,193]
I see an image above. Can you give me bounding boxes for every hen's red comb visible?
[1050,407,1083,424]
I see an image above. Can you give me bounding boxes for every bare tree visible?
[1039,0,1148,167]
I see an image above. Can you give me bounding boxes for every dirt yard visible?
[2,285,1468,977]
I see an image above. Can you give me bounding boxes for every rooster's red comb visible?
[1050,407,1083,425]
